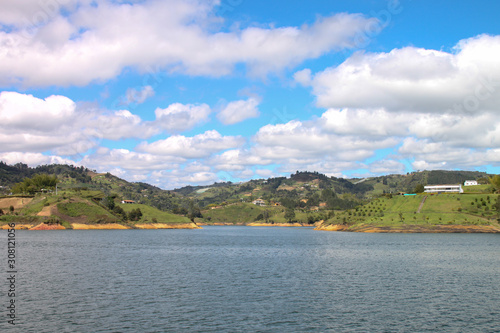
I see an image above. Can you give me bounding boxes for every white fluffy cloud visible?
[154,103,211,133]
[0,91,94,154]
[0,91,159,155]
[321,108,500,149]
[301,35,500,113]
[0,1,375,87]
[369,160,406,174]
[253,120,397,161]
[122,85,155,105]
[0,91,75,130]
[209,149,272,171]
[0,152,76,166]
[81,148,183,171]
[217,98,260,125]
[136,130,245,158]
[283,35,500,174]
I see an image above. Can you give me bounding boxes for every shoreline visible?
[3,221,500,233]
[1,222,202,230]
[314,223,500,233]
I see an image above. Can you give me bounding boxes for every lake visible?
[1,226,500,332]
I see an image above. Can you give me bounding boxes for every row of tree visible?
[11,174,58,195]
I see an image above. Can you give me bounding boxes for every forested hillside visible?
[0,162,493,216]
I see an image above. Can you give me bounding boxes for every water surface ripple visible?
[2,227,499,332]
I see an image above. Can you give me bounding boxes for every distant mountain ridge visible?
[1,162,498,232]
[0,162,493,212]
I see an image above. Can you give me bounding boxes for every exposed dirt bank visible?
[134,223,201,229]
[1,224,34,230]
[247,222,310,227]
[37,205,53,216]
[0,197,33,210]
[197,222,245,226]
[315,224,500,233]
[30,223,66,230]
[71,223,129,229]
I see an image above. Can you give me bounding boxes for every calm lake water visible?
[1,226,500,332]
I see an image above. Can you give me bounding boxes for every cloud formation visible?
[154,103,211,133]
[0,1,375,87]
[122,85,155,106]
[137,130,245,158]
[301,35,500,113]
[1,0,499,189]
[217,98,260,125]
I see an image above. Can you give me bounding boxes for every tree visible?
[128,208,142,221]
[284,208,296,222]
[263,210,270,223]
[9,205,14,213]
[414,184,425,193]
[113,206,127,220]
[101,196,115,210]
[493,197,500,221]
[489,175,500,193]
[11,173,58,194]
[187,200,202,222]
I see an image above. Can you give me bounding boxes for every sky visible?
[1,0,500,189]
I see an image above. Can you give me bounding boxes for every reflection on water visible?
[2,227,499,332]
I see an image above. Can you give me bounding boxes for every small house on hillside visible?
[464,180,478,186]
[252,199,265,206]
[121,200,136,204]
[424,184,463,194]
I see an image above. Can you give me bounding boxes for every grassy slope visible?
[0,194,117,228]
[57,200,118,223]
[200,203,321,225]
[0,192,191,227]
[201,203,275,224]
[118,203,191,224]
[327,193,500,229]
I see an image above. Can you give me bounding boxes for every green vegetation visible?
[489,175,500,193]
[118,203,191,224]
[324,193,500,229]
[11,173,58,195]
[1,162,499,231]
[201,203,275,224]
[200,202,332,225]
[57,200,118,224]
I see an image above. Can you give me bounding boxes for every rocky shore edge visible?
[2,222,201,230]
[314,223,500,233]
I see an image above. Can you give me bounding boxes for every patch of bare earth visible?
[1,224,34,230]
[0,197,33,211]
[316,223,500,233]
[247,222,307,227]
[30,223,65,230]
[135,223,201,229]
[37,205,53,216]
[71,223,129,229]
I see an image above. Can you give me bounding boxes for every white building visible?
[464,180,478,186]
[252,199,265,206]
[424,184,463,194]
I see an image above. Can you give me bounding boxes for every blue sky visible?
[1,0,500,189]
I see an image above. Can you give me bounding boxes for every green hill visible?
[1,162,499,232]
[320,192,500,232]
[118,203,191,224]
